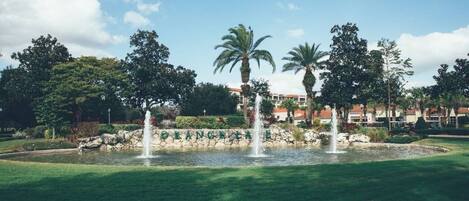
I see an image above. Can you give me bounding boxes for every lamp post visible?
[108,108,111,125]
[203,109,206,116]
[101,95,111,125]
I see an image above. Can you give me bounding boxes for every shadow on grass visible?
[0,157,468,201]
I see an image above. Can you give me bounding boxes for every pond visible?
[1,144,442,167]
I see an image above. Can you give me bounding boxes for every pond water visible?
[1,145,441,167]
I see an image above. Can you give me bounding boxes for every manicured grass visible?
[0,139,468,201]
[0,139,76,154]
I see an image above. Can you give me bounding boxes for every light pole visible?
[203,109,206,116]
[108,108,111,125]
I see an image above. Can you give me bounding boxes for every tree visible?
[124,30,196,111]
[409,87,432,120]
[449,94,467,128]
[356,50,386,125]
[321,23,368,122]
[0,67,35,128]
[4,34,72,127]
[260,99,275,119]
[213,24,276,124]
[396,93,413,124]
[249,79,274,118]
[377,38,413,130]
[180,83,238,116]
[280,99,299,124]
[282,43,328,127]
[37,57,128,125]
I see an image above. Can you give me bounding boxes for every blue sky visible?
[1,0,468,94]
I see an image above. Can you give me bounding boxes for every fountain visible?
[139,110,154,158]
[327,107,346,154]
[249,94,266,157]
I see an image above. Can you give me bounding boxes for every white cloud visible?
[287,28,305,38]
[123,11,150,28]
[276,2,300,11]
[369,25,469,88]
[137,2,161,14]
[0,0,123,66]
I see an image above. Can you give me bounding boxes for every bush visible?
[33,125,47,138]
[22,140,77,151]
[175,116,228,129]
[340,123,358,133]
[117,124,142,131]
[389,128,410,135]
[278,123,304,141]
[415,117,426,129]
[415,128,469,136]
[226,115,245,128]
[44,129,53,139]
[73,122,99,137]
[297,121,308,129]
[385,135,421,144]
[312,118,321,129]
[355,127,389,142]
[98,124,116,134]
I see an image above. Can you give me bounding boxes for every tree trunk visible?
[392,104,397,128]
[385,105,389,129]
[306,95,313,127]
[362,104,368,127]
[52,127,56,139]
[240,58,251,126]
[455,111,459,128]
[292,110,296,124]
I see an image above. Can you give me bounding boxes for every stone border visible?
[351,142,450,152]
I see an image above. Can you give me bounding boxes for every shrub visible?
[355,127,389,142]
[291,126,304,141]
[297,121,308,129]
[415,117,426,130]
[98,124,116,134]
[312,118,321,129]
[322,123,331,132]
[415,128,469,136]
[119,124,142,131]
[74,122,99,138]
[226,115,245,128]
[175,116,228,129]
[32,125,47,138]
[44,129,53,139]
[340,123,358,133]
[389,128,410,135]
[385,135,421,144]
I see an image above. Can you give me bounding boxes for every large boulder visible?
[79,136,103,149]
[349,134,370,143]
[101,134,118,145]
[337,133,349,144]
[304,130,319,142]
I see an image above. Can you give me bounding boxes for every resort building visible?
[229,88,469,126]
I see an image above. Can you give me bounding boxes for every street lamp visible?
[107,108,111,125]
[101,95,111,125]
[203,109,206,116]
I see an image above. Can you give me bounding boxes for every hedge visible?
[385,135,421,144]
[176,116,245,129]
[415,128,469,136]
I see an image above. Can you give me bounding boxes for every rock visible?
[349,134,370,143]
[79,136,103,150]
[337,133,349,143]
[101,134,118,145]
[304,130,319,142]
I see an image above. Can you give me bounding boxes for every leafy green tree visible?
[180,83,238,116]
[396,93,413,123]
[260,99,275,119]
[449,94,468,128]
[377,38,413,129]
[282,43,328,127]
[356,50,386,124]
[213,24,276,124]
[3,35,72,128]
[124,30,196,111]
[0,67,35,128]
[38,57,128,125]
[321,23,368,121]
[248,79,271,104]
[280,99,299,124]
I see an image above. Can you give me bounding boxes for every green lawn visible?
[0,138,468,201]
[0,139,76,154]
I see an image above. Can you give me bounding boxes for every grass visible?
[0,138,468,201]
[0,139,76,154]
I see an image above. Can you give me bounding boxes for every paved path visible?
[428,135,469,139]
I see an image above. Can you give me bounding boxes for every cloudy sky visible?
[1,0,468,94]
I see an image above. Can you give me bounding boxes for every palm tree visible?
[280,99,299,124]
[213,24,276,123]
[409,87,431,121]
[449,94,467,128]
[397,95,413,124]
[282,43,328,127]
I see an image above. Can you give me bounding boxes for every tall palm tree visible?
[282,43,328,127]
[213,24,276,123]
